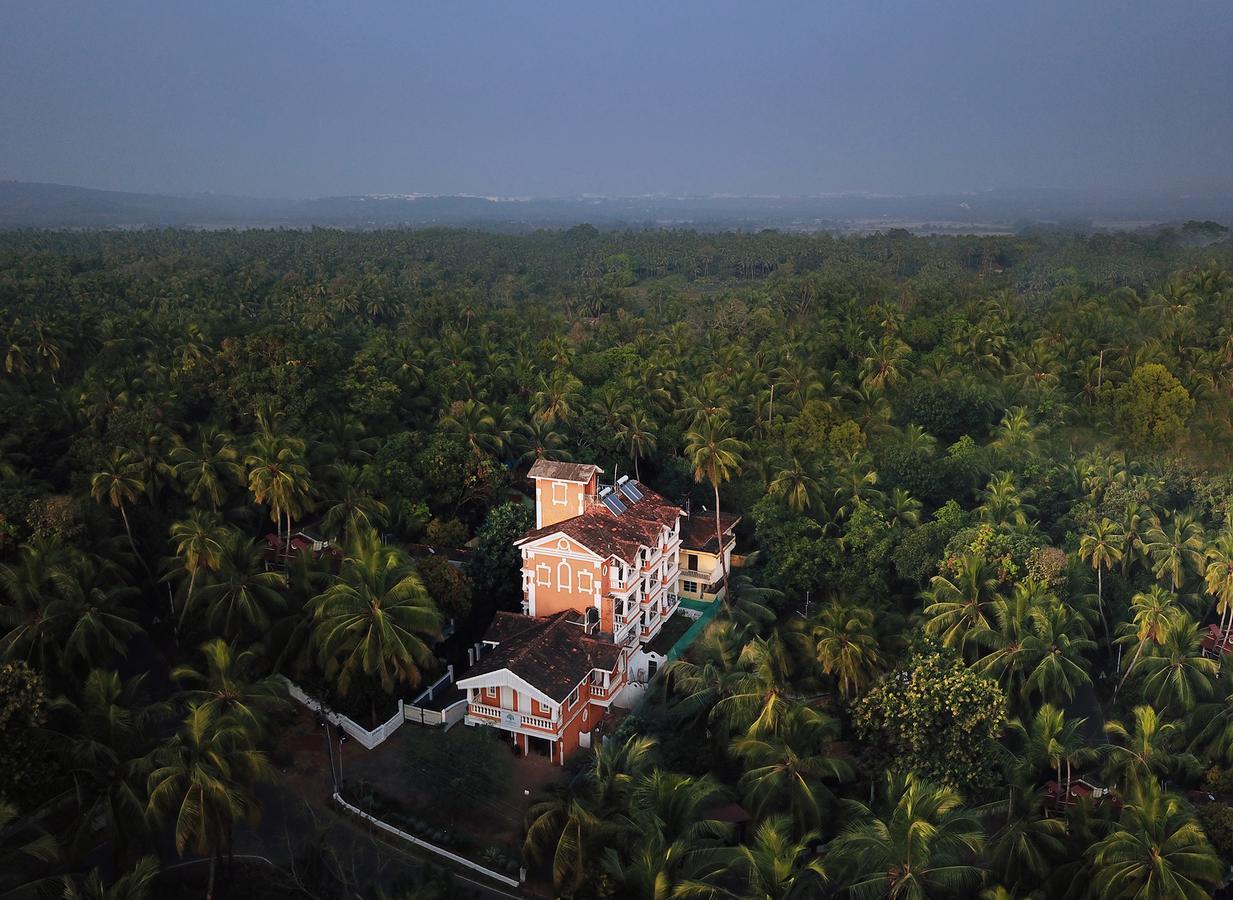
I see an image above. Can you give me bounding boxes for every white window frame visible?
[558,560,573,592]
[568,686,579,707]
[536,563,551,587]
[551,480,568,505]
[578,569,594,594]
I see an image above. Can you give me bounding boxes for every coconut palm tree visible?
[1102,705,1197,799]
[731,706,853,831]
[977,471,1033,530]
[511,418,571,467]
[684,414,747,585]
[1190,665,1233,764]
[884,487,922,530]
[188,531,286,638]
[829,772,985,900]
[0,800,60,898]
[320,463,389,540]
[722,815,827,900]
[0,550,141,673]
[1088,782,1221,900]
[987,783,1067,895]
[711,632,803,739]
[312,528,442,699]
[168,510,227,625]
[1116,586,1181,697]
[1079,517,1124,656]
[1145,511,1206,591]
[62,856,159,900]
[1119,501,1153,578]
[1022,600,1096,708]
[1203,529,1233,639]
[769,456,822,514]
[616,409,656,482]
[598,770,732,899]
[1135,616,1218,713]
[169,426,243,510]
[524,735,656,895]
[172,639,286,741]
[812,601,884,699]
[1007,704,1095,802]
[440,398,504,458]
[245,434,313,550]
[51,669,163,862]
[90,448,146,564]
[146,704,272,900]
[922,552,1003,655]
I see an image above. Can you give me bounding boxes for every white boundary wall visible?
[332,792,522,888]
[283,678,405,750]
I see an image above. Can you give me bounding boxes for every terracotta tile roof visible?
[465,611,622,702]
[527,460,602,483]
[516,479,682,565]
[680,511,741,553]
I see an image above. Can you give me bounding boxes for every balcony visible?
[468,702,559,734]
[588,675,625,704]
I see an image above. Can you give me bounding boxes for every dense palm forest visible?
[3,221,1233,898]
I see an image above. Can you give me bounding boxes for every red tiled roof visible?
[527,460,602,483]
[1202,624,1233,654]
[466,611,622,702]
[516,479,682,565]
[680,511,741,553]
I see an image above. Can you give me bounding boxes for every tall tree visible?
[684,414,747,585]
[146,704,272,900]
[168,510,227,627]
[90,449,146,566]
[1079,517,1124,658]
[830,773,985,900]
[312,528,442,701]
[1088,783,1221,900]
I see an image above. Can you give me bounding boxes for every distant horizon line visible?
[5,178,1232,205]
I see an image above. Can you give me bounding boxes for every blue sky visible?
[2,1,1231,197]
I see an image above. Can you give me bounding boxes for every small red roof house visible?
[457,611,627,764]
[1201,623,1233,657]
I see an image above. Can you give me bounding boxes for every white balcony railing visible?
[468,702,558,733]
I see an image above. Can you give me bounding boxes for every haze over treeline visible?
[2,1,1232,201]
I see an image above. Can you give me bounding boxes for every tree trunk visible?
[1096,567,1113,668]
[713,482,728,587]
[205,853,216,900]
[1116,638,1147,697]
[119,503,152,576]
[177,567,198,632]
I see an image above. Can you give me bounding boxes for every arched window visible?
[558,559,572,592]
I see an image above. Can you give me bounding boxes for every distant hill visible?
[1,180,1230,232]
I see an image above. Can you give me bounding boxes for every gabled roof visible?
[527,460,602,483]
[463,611,622,703]
[680,511,741,553]
[516,479,681,566]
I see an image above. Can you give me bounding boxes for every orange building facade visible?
[459,459,724,764]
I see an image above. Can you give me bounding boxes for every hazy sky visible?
[2,1,1232,198]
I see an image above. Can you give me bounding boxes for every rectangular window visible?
[687,554,699,571]
[536,563,551,587]
[683,580,698,593]
[551,481,568,505]
[578,570,594,593]
[568,686,579,707]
